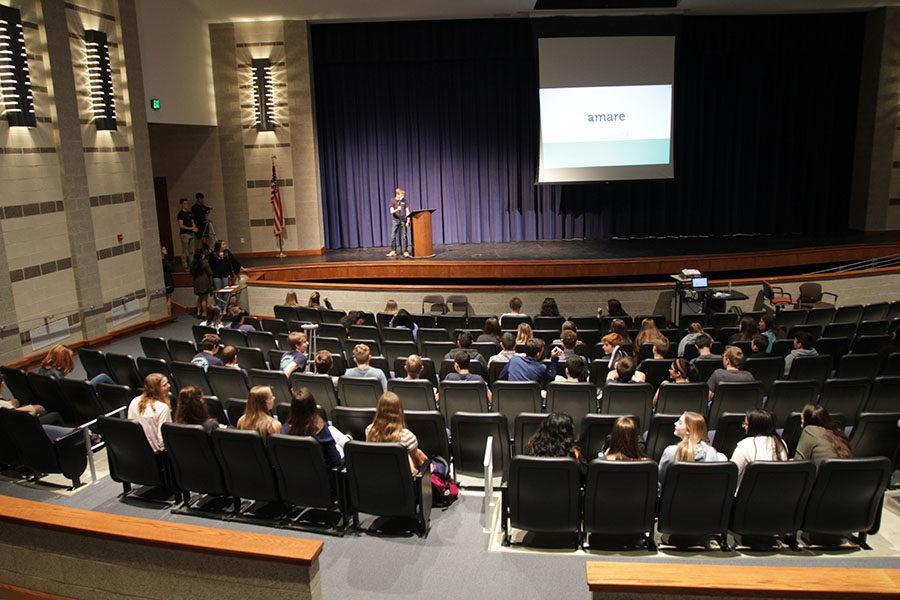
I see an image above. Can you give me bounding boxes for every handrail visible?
[482,435,494,530]
[808,253,900,275]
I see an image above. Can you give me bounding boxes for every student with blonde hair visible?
[344,343,387,390]
[515,323,533,346]
[366,391,427,471]
[283,291,300,307]
[657,411,726,485]
[127,373,172,452]
[236,385,280,439]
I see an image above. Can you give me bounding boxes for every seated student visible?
[236,385,280,439]
[390,308,418,342]
[707,346,754,400]
[608,319,631,346]
[794,404,852,468]
[747,334,770,359]
[199,306,222,330]
[658,411,727,485]
[0,372,51,419]
[225,308,255,332]
[601,333,629,368]
[539,297,561,318]
[174,385,221,434]
[515,323,533,346]
[313,349,339,388]
[366,391,428,472]
[191,334,223,371]
[279,331,309,378]
[307,291,333,310]
[488,332,518,364]
[597,416,648,461]
[759,315,786,353]
[599,298,628,318]
[783,331,818,376]
[689,333,722,367]
[652,358,697,408]
[339,310,366,339]
[344,343,388,390]
[476,317,502,344]
[283,291,300,307]
[555,354,587,382]
[635,318,666,348]
[443,331,487,367]
[524,413,585,474]
[500,296,528,325]
[444,351,492,404]
[731,409,787,484]
[383,299,399,315]
[634,338,669,381]
[729,316,759,344]
[499,338,562,385]
[221,345,250,388]
[36,344,114,388]
[606,356,646,383]
[281,387,342,467]
[678,322,705,357]
[127,373,172,452]
[558,329,580,361]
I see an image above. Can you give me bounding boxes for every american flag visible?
[270,161,284,237]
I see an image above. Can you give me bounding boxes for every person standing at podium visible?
[387,187,410,258]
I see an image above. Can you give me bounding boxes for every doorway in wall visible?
[153,176,174,261]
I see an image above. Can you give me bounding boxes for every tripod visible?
[200,219,218,244]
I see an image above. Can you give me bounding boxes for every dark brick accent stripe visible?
[32,84,48,94]
[22,21,38,30]
[9,257,73,283]
[64,2,116,21]
[26,52,39,61]
[0,201,65,220]
[96,240,141,260]
[103,288,148,322]
[84,146,130,153]
[244,143,291,149]
[89,191,135,207]
[247,178,292,188]
[236,41,284,48]
[0,147,56,154]
[250,217,296,227]
[0,326,20,340]
[36,116,52,124]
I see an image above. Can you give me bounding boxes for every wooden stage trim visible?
[0,495,323,566]
[246,242,900,286]
[585,561,900,598]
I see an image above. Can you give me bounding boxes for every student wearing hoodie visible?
[783,331,818,376]
[658,411,727,486]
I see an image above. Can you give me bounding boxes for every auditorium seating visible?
[0,409,87,489]
[583,460,658,550]
[708,381,763,430]
[386,378,435,411]
[579,414,637,459]
[337,376,382,408]
[658,462,738,550]
[99,416,172,500]
[501,456,582,547]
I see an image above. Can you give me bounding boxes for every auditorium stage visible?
[234,232,900,286]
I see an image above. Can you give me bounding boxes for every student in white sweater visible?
[127,373,172,452]
[730,409,788,484]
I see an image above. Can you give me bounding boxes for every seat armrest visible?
[822,292,839,301]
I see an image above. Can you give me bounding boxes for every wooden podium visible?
[408,208,436,258]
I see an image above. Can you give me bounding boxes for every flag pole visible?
[272,155,285,258]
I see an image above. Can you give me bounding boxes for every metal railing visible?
[807,253,900,275]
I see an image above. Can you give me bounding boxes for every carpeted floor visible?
[2,315,898,600]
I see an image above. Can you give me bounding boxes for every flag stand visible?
[271,155,286,258]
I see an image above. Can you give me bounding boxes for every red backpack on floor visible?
[430,456,458,507]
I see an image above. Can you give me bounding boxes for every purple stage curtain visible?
[311,16,864,250]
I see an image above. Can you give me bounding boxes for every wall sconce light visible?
[84,29,116,130]
[0,5,36,127]
[251,58,276,131]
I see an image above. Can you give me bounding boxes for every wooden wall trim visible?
[585,561,900,598]
[0,495,323,566]
[0,582,70,600]
[234,247,325,259]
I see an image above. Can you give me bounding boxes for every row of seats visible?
[501,457,892,550]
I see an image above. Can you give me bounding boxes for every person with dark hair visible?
[606,356,646,383]
[558,329,579,361]
[525,413,583,467]
[794,404,852,468]
[174,386,220,434]
[678,322,705,357]
[221,345,250,388]
[191,192,212,241]
[598,416,648,461]
[190,248,213,318]
[340,311,366,339]
[540,297,560,317]
[652,358,697,408]
[225,307,255,332]
[730,409,786,483]
[608,319,631,345]
[390,308,418,341]
[729,316,759,344]
[176,198,197,269]
[707,346,754,399]
[307,291,333,310]
[199,306,222,330]
[209,239,234,293]
[314,350,339,388]
[748,334,770,358]
[444,351,491,404]
[499,338,562,384]
[783,331,818,376]
[191,334,223,370]
[555,354,587,382]
[500,296,528,324]
[689,333,721,368]
[443,331,487,367]
[759,315,786,352]
[598,299,627,318]
[489,332,518,364]
[476,317,502,344]
[282,387,342,466]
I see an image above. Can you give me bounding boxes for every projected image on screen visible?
[538,36,675,183]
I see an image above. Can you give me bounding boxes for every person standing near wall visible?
[387,187,410,258]
[176,198,196,270]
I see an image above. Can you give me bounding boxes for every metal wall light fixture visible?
[251,58,276,131]
[84,29,116,130]
[0,5,36,127]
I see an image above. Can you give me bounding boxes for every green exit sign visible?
[150,98,161,110]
